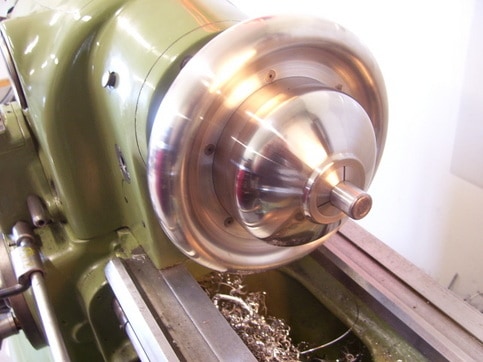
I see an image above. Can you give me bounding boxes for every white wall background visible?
[232,0,483,310]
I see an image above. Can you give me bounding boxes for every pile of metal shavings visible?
[200,272,302,362]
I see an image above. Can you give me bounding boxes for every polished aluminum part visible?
[330,182,372,220]
[214,84,376,246]
[148,15,387,271]
[105,256,257,361]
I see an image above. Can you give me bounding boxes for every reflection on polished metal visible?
[214,82,376,246]
[148,15,387,271]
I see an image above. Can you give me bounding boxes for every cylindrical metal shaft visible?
[330,181,372,220]
[30,272,70,362]
[27,195,50,228]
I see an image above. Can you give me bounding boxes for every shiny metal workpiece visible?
[148,15,387,271]
[330,181,372,220]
